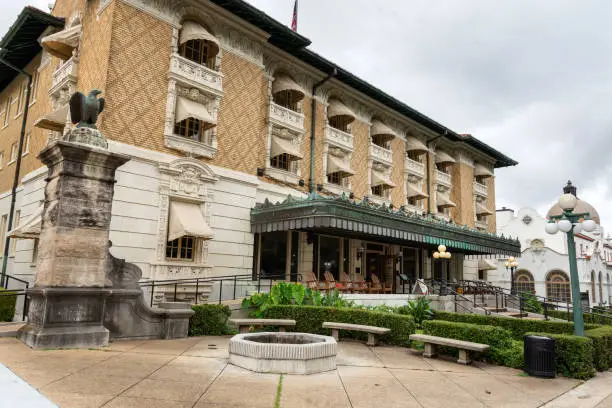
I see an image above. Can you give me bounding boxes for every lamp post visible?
[433,245,451,295]
[505,257,519,294]
[545,190,597,336]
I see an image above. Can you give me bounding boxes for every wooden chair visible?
[339,271,355,293]
[371,273,393,294]
[324,271,350,293]
[305,271,329,292]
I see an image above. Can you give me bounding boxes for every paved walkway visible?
[0,336,603,407]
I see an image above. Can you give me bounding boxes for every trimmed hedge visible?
[548,309,612,326]
[0,288,16,322]
[422,320,522,367]
[433,310,599,340]
[526,332,595,379]
[189,304,233,336]
[263,305,415,346]
[585,326,612,371]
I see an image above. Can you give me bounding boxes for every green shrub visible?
[548,309,612,326]
[520,292,543,314]
[189,304,233,336]
[0,288,16,322]
[491,340,524,369]
[433,310,599,340]
[585,326,612,371]
[526,332,595,379]
[263,305,415,346]
[397,297,434,328]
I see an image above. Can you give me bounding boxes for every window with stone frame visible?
[166,236,195,261]
[407,151,423,163]
[179,39,216,70]
[271,153,291,171]
[174,117,205,142]
[514,270,535,294]
[30,70,39,105]
[273,89,301,112]
[408,196,422,207]
[546,271,571,302]
[15,81,27,116]
[9,143,17,163]
[0,152,4,170]
[3,99,9,127]
[371,134,391,149]
[436,162,451,174]
[329,116,351,133]
[371,185,384,197]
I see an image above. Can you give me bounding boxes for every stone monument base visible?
[18,287,110,349]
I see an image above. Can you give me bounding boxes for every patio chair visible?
[371,273,393,294]
[305,271,330,292]
[324,271,350,293]
[340,271,356,293]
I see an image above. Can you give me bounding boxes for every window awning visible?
[272,75,304,102]
[476,202,493,216]
[474,163,494,178]
[407,184,428,200]
[41,24,81,60]
[168,201,213,242]
[271,135,303,160]
[371,120,396,143]
[250,194,521,256]
[372,169,396,189]
[175,96,216,130]
[327,100,355,125]
[34,105,68,132]
[7,204,43,239]
[179,21,220,58]
[435,150,456,164]
[405,137,428,154]
[436,193,456,208]
[327,154,354,176]
[478,259,498,271]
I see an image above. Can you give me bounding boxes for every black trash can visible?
[524,335,556,378]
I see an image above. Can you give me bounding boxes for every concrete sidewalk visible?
[0,336,605,407]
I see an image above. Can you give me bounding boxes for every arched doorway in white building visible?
[591,271,597,305]
[546,270,571,303]
[599,271,604,306]
[514,269,535,295]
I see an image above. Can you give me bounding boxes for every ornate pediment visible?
[159,158,217,198]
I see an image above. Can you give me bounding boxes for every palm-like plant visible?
[404,297,434,327]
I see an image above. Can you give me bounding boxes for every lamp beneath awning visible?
[41,24,81,60]
[168,201,213,242]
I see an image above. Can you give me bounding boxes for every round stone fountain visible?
[228,332,337,374]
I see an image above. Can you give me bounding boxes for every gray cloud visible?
[2,0,610,233]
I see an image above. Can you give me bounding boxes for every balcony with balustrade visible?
[269,103,305,134]
[369,143,393,167]
[50,56,78,97]
[473,180,488,199]
[404,157,425,179]
[435,169,452,190]
[169,53,224,96]
[324,125,353,151]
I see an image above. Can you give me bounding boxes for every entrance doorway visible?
[365,252,385,281]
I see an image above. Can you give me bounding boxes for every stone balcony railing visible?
[169,54,223,96]
[369,143,393,167]
[473,181,488,198]
[269,103,305,134]
[435,169,452,189]
[404,157,425,179]
[51,56,78,93]
[324,125,353,151]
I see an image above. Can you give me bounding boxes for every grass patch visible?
[274,374,284,408]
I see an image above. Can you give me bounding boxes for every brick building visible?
[0,0,519,300]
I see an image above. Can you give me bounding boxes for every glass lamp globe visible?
[433,252,440,259]
[558,193,578,211]
[582,219,597,232]
[504,261,510,268]
[511,261,518,268]
[557,219,573,233]
[573,223,583,234]
[508,256,515,262]
[545,221,559,235]
[438,245,446,253]
[445,252,452,259]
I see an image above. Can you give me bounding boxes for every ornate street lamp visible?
[505,257,519,294]
[433,245,452,295]
[546,190,596,336]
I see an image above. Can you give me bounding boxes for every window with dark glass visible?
[402,247,418,282]
[372,185,384,197]
[166,236,194,260]
[179,39,215,69]
[271,153,291,171]
[329,116,350,133]
[407,151,423,162]
[372,134,390,149]
[408,197,420,206]
[436,162,450,174]
[174,118,202,141]
[327,172,341,185]
[318,235,341,280]
[273,90,299,112]
[260,231,287,279]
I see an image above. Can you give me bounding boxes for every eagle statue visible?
[69,89,105,129]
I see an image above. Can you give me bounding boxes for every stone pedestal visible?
[18,140,129,349]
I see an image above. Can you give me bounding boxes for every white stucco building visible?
[488,182,612,307]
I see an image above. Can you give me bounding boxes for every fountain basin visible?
[228,332,337,374]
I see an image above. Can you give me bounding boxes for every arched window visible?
[591,271,597,304]
[546,270,571,303]
[272,74,304,112]
[514,270,535,295]
[599,272,604,305]
[178,21,220,70]
[327,99,355,133]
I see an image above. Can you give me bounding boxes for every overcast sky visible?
[2,1,611,234]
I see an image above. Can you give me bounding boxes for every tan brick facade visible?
[0,0,504,236]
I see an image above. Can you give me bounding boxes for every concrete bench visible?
[229,319,296,334]
[322,322,390,346]
[409,334,490,365]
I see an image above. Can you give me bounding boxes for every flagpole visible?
[291,0,298,32]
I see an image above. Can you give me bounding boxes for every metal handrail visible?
[421,279,489,315]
